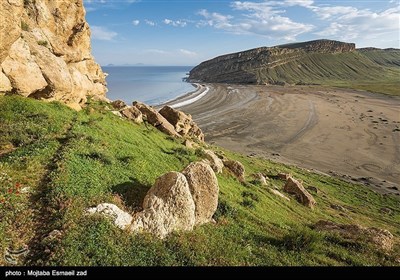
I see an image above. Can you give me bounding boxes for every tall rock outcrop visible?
[0,0,107,109]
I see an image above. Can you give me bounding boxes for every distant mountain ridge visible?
[189,39,400,87]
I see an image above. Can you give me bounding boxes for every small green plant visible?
[282,228,321,252]
[0,172,22,211]
[21,21,29,31]
[37,40,48,47]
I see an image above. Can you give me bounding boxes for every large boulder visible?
[130,172,196,238]
[120,106,143,124]
[86,203,133,230]
[133,101,180,137]
[111,100,127,110]
[314,220,394,251]
[159,105,204,142]
[203,150,224,174]
[182,162,219,225]
[223,159,245,182]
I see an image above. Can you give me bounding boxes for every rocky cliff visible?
[0,0,107,110]
[189,39,364,85]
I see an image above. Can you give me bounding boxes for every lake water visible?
[102,66,195,105]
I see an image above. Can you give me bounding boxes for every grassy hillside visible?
[1,96,399,266]
[252,51,400,96]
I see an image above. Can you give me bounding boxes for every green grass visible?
[0,95,399,266]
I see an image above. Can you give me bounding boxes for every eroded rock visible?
[203,150,224,174]
[314,220,394,251]
[223,159,245,182]
[182,162,219,225]
[86,203,133,230]
[129,172,195,238]
[283,177,316,208]
[120,106,143,124]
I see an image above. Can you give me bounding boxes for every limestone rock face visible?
[129,172,196,238]
[182,162,219,225]
[0,0,107,109]
[159,106,205,142]
[283,177,316,208]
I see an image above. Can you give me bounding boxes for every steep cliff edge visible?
[0,0,107,109]
[189,39,399,86]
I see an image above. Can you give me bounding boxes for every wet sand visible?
[173,84,400,195]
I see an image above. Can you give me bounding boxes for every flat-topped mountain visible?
[189,39,400,87]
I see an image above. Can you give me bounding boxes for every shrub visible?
[37,40,48,47]
[21,21,29,31]
[282,227,321,252]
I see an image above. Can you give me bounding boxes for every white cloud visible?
[91,25,117,41]
[179,49,197,56]
[142,49,168,54]
[132,20,140,26]
[145,19,156,26]
[164,19,187,27]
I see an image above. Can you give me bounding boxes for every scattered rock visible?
[133,101,180,137]
[159,105,204,142]
[130,172,195,238]
[307,186,319,194]
[120,106,143,124]
[111,111,123,117]
[330,204,346,212]
[380,207,393,215]
[251,173,268,185]
[269,189,290,201]
[86,203,133,230]
[182,162,219,225]
[278,173,291,180]
[314,220,394,251]
[223,159,245,182]
[111,100,127,110]
[203,149,224,174]
[283,177,316,208]
[183,139,196,149]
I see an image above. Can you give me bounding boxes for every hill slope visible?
[189,40,400,95]
[1,96,399,266]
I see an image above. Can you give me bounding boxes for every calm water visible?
[102,66,194,105]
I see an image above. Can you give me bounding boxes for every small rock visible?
[223,159,245,182]
[278,173,291,180]
[269,189,290,201]
[203,150,224,174]
[111,111,122,117]
[120,106,143,124]
[133,101,180,137]
[86,203,133,230]
[183,139,195,149]
[251,173,268,186]
[283,177,316,209]
[111,100,127,110]
[331,204,346,212]
[380,207,393,215]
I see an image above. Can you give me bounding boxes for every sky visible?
[84,0,400,66]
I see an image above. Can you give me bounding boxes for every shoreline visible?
[156,83,210,109]
[177,83,400,196]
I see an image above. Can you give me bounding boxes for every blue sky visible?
[84,0,400,66]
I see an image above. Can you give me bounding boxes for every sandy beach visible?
[171,84,400,195]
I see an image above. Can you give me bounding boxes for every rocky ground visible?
[177,84,400,196]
